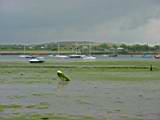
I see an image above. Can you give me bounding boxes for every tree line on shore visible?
[0,42,160,54]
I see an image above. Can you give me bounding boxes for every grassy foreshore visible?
[0,60,160,84]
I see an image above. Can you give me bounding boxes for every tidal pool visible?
[0,80,160,120]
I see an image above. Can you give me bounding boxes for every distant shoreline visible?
[0,51,159,55]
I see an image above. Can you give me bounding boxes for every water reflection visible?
[56,80,70,95]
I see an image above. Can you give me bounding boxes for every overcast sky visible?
[0,0,160,45]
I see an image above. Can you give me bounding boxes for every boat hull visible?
[154,55,160,59]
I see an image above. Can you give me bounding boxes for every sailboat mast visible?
[23,45,26,55]
[88,43,92,55]
[57,42,60,55]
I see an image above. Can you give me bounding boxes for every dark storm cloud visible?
[0,0,160,44]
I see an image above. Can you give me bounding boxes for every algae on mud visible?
[0,60,160,120]
[0,60,160,83]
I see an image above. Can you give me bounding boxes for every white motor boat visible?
[82,55,96,60]
[29,57,45,63]
[69,54,84,58]
[54,55,68,59]
[54,41,68,59]
[19,55,34,58]
[154,54,160,59]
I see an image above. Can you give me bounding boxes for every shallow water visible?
[0,80,160,120]
[0,55,155,62]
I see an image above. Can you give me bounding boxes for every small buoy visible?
[150,64,153,71]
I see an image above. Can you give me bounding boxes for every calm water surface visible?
[0,55,155,62]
